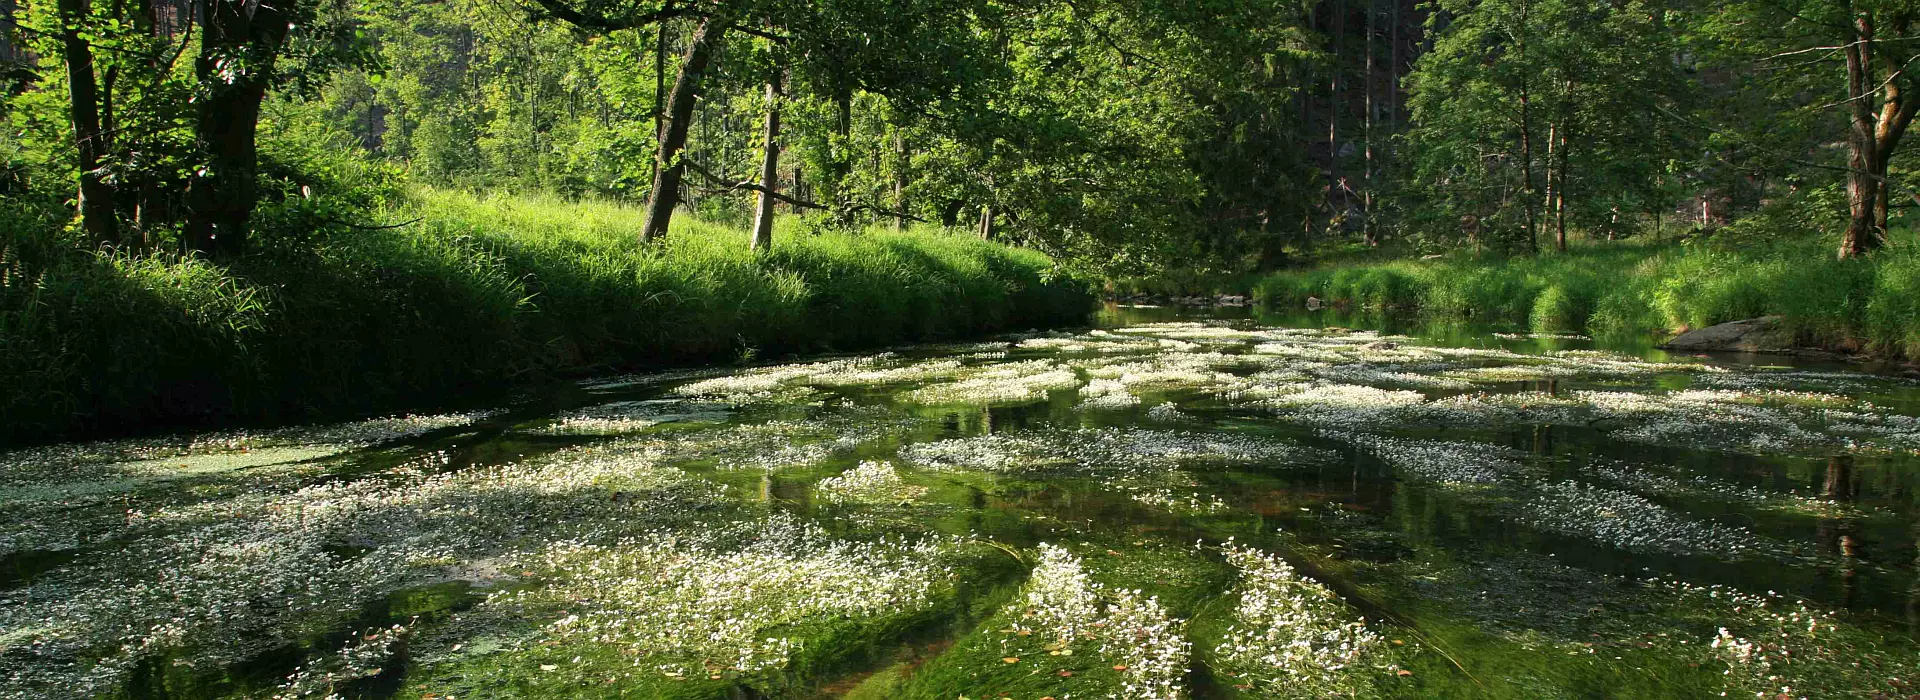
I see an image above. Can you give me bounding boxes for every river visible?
[3,304,1916,698]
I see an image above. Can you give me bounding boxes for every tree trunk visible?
[1554,120,1569,252]
[792,164,806,214]
[57,0,118,245]
[1518,86,1539,253]
[892,129,907,232]
[641,17,725,243]
[185,0,294,258]
[1362,0,1376,247]
[1873,19,1919,236]
[978,205,993,241]
[832,87,852,216]
[750,73,781,251]
[1328,0,1344,230]
[1841,15,1884,258]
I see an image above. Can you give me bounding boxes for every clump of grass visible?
[0,188,1093,445]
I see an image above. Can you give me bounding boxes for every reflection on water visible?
[4,304,1920,698]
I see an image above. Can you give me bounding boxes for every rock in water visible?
[1659,316,1794,354]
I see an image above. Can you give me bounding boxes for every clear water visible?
[4,305,1919,699]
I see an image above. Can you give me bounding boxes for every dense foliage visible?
[9,0,1920,271]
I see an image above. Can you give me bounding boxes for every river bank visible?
[1246,240,1920,363]
[0,189,1093,447]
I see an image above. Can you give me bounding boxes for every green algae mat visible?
[6,310,1920,699]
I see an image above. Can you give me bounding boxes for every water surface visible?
[4,305,1918,698]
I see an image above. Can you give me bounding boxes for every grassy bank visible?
[1251,238,1920,356]
[0,189,1092,446]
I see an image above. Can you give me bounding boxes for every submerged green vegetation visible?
[0,188,1090,445]
[4,314,1919,698]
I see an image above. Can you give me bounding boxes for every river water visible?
[3,304,1918,698]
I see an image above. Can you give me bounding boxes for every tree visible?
[1406,0,1686,253]
[53,0,116,243]
[749,62,780,250]
[1705,0,1920,258]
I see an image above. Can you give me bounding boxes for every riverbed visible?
[4,306,1917,698]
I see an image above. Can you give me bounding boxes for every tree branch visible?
[523,0,695,32]
[683,160,929,222]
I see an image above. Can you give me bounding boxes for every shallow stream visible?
[4,305,1919,698]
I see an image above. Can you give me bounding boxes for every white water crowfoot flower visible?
[1129,488,1229,514]
[815,461,928,504]
[273,622,414,699]
[898,427,1326,477]
[1325,431,1530,486]
[900,359,1082,405]
[509,514,956,680]
[1650,579,1901,698]
[1520,481,1776,558]
[1210,542,1387,697]
[1076,378,1143,410]
[529,399,732,435]
[1008,544,1191,699]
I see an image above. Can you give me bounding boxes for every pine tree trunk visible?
[1328,0,1345,230]
[641,17,726,243]
[57,0,118,245]
[750,73,781,252]
[185,0,294,258]
[1362,0,1376,247]
[1518,87,1539,253]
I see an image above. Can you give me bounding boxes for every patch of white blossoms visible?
[531,399,732,435]
[1521,481,1774,558]
[900,360,1082,405]
[1212,542,1386,696]
[272,622,412,700]
[523,515,954,679]
[814,461,928,505]
[1328,431,1529,485]
[1009,545,1190,699]
[1077,378,1142,410]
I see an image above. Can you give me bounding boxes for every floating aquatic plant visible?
[814,461,928,505]
[1210,542,1387,697]
[898,359,1082,405]
[1007,544,1191,699]
[531,399,732,436]
[522,514,954,679]
[1328,431,1528,485]
[1520,480,1774,558]
[1076,378,1142,410]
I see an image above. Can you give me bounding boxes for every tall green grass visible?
[0,189,1092,445]
[1252,238,1920,355]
